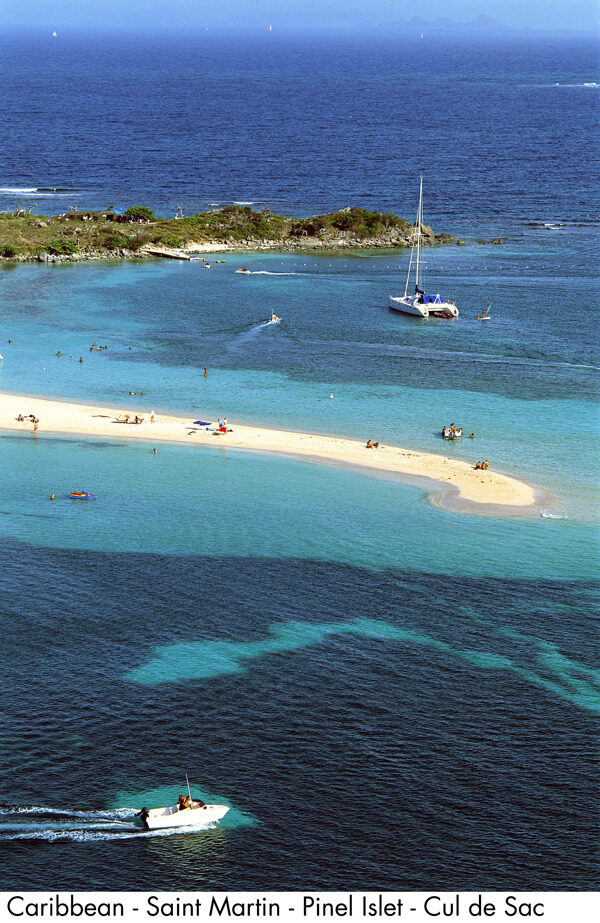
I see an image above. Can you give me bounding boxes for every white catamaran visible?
[389,177,459,318]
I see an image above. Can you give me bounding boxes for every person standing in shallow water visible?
[204,368,208,377]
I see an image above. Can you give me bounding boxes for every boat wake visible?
[540,510,570,520]
[239,270,297,275]
[228,319,280,348]
[0,804,218,842]
[346,340,600,372]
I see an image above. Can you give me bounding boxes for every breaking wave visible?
[0,186,81,197]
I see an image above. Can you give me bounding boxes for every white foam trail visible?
[233,201,255,205]
[540,510,570,520]
[244,271,297,276]
[0,804,133,820]
[0,804,222,842]
[0,826,214,842]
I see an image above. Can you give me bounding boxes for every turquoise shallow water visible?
[1,234,598,522]
[0,433,597,580]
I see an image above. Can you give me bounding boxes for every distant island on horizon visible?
[373,15,593,37]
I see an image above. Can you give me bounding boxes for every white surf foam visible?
[540,510,569,520]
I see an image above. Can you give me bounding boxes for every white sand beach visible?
[0,391,545,516]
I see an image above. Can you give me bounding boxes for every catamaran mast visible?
[415,175,423,292]
[403,175,423,298]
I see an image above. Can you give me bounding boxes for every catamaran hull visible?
[140,804,229,831]
[389,296,459,318]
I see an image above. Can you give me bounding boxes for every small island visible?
[0,204,456,262]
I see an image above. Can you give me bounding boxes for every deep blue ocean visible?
[0,32,598,891]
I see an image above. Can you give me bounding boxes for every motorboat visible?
[70,490,96,500]
[442,426,463,440]
[269,313,280,323]
[235,267,252,274]
[389,177,459,319]
[135,800,229,831]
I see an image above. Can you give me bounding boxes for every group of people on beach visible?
[16,413,39,432]
[475,460,489,470]
[365,440,380,449]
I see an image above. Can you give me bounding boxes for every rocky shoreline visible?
[22,230,455,264]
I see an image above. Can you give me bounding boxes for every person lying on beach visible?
[366,440,374,448]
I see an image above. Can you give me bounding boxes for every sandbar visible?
[0,391,546,516]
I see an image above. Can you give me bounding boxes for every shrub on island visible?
[47,238,79,255]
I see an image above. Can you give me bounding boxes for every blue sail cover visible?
[424,294,444,304]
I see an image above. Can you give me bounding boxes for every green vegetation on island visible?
[0,204,452,262]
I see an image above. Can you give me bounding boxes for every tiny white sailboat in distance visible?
[389,176,459,318]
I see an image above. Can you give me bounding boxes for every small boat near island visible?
[442,425,463,440]
[135,800,229,831]
[134,778,229,832]
[390,177,459,319]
